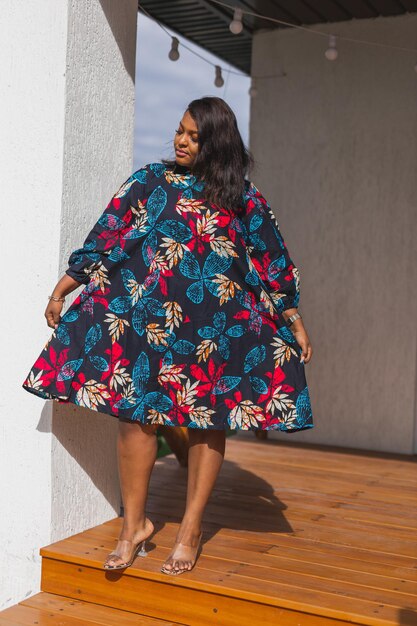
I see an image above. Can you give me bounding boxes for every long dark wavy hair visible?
[162,96,254,214]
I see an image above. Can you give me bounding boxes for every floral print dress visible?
[22,162,314,432]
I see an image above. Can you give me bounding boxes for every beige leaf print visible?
[189,406,216,427]
[147,408,172,425]
[159,238,188,268]
[130,199,149,232]
[149,250,170,274]
[157,363,187,386]
[271,335,298,367]
[146,323,170,347]
[195,210,219,237]
[176,378,200,408]
[175,197,205,216]
[163,301,184,333]
[104,313,130,343]
[109,360,132,391]
[211,274,242,305]
[228,400,266,429]
[87,262,110,293]
[196,339,216,363]
[266,385,296,418]
[210,236,239,258]
[75,380,111,410]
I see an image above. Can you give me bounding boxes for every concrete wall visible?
[250,14,417,454]
[53,0,137,543]
[0,0,137,608]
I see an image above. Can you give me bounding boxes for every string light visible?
[209,0,417,56]
[325,35,338,61]
[248,79,257,98]
[214,65,224,87]
[168,36,180,61]
[138,0,417,92]
[229,8,243,35]
[138,1,277,80]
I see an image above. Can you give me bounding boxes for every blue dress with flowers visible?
[22,162,314,432]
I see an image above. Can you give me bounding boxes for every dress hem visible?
[21,383,314,434]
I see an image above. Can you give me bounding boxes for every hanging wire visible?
[209,0,417,54]
[138,0,417,84]
[138,2,287,79]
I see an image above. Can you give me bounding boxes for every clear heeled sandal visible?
[160,531,203,576]
[103,520,154,570]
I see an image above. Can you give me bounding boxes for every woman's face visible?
[174,110,199,168]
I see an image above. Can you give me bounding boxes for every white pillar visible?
[0,0,138,608]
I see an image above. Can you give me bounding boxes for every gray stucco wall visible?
[250,14,417,454]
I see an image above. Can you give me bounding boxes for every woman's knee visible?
[118,419,158,437]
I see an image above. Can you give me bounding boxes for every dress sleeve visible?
[242,181,300,312]
[65,164,150,285]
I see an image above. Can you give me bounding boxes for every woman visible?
[22,96,313,575]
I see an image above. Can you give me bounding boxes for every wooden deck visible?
[1,433,416,625]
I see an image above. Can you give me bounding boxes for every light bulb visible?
[169,37,180,61]
[249,79,257,97]
[230,8,243,35]
[325,34,338,61]
[214,65,224,87]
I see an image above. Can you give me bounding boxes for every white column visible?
[0,0,138,608]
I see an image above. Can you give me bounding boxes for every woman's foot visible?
[103,517,154,569]
[161,526,203,575]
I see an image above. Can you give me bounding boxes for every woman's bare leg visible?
[161,428,226,573]
[104,420,158,567]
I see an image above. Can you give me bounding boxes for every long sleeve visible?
[65,165,150,285]
[242,181,300,312]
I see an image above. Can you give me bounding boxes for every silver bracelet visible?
[287,312,301,326]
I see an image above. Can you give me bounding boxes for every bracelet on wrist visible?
[48,294,65,303]
[286,312,302,326]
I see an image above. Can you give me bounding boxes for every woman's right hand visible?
[45,299,64,330]
[44,274,82,329]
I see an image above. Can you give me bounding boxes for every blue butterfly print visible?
[170,174,205,198]
[179,251,233,304]
[147,323,196,363]
[198,312,245,360]
[124,186,194,268]
[108,268,166,336]
[113,351,173,421]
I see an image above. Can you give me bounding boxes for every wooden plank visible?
[227,438,417,472]
[148,477,417,525]
[0,592,185,625]
[64,515,417,574]
[64,521,417,580]
[42,533,417,600]
[40,557,397,626]
[142,500,417,557]
[143,488,417,536]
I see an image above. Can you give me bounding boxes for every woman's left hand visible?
[291,324,313,364]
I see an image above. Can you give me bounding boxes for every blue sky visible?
[133,11,251,170]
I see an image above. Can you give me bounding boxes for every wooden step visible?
[3,436,416,626]
[37,515,417,626]
[0,592,185,625]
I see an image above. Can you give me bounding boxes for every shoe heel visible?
[137,539,148,557]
